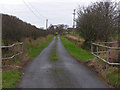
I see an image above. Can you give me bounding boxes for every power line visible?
[22,0,42,20]
[24,0,57,25]
[22,0,53,28]
[26,0,46,19]
[22,0,59,28]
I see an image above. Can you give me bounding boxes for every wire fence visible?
[0,42,23,62]
[91,42,120,70]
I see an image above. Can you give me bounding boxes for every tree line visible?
[48,24,69,35]
[2,14,49,46]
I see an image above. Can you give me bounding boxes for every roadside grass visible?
[2,70,21,88]
[98,58,120,87]
[2,35,54,88]
[3,36,54,67]
[61,35,120,88]
[103,66,120,87]
[114,35,118,40]
[113,35,119,41]
[106,70,119,84]
[85,55,120,88]
[60,36,93,61]
[64,35,84,48]
[26,36,53,57]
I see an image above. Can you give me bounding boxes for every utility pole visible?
[118,1,120,85]
[0,14,2,89]
[73,9,76,28]
[46,19,48,30]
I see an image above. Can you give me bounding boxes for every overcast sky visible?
[0,0,119,29]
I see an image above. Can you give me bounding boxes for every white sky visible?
[0,0,119,29]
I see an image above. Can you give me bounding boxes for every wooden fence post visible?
[118,1,120,84]
[22,43,24,53]
[0,14,2,89]
[106,48,109,71]
[96,45,98,60]
[14,43,16,62]
[91,44,93,54]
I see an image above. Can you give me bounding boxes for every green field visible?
[60,36,93,61]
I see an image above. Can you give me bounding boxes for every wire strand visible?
[22,0,42,20]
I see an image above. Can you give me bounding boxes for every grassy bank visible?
[26,36,53,57]
[103,67,120,87]
[86,59,120,88]
[60,36,93,61]
[2,70,21,88]
[2,35,54,88]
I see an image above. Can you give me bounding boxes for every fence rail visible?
[0,42,23,61]
[91,42,120,70]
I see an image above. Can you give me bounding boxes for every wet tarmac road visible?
[18,36,107,88]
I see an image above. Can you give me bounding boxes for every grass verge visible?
[103,67,120,87]
[2,70,21,88]
[27,36,53,57]
[60,36,93,61]
[61,35,120,88]
[86,59,120,88]
[2,35,54,88]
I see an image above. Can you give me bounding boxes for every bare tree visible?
[77,1,118,48]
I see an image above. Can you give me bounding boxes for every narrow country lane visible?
[18,36,107,88]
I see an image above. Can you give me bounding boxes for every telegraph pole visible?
[46,19,48,30]
[0,14,2,89]
[73,9,76,28]
[118,1,120,84]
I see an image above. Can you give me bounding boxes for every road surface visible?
[18,36,107,88]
